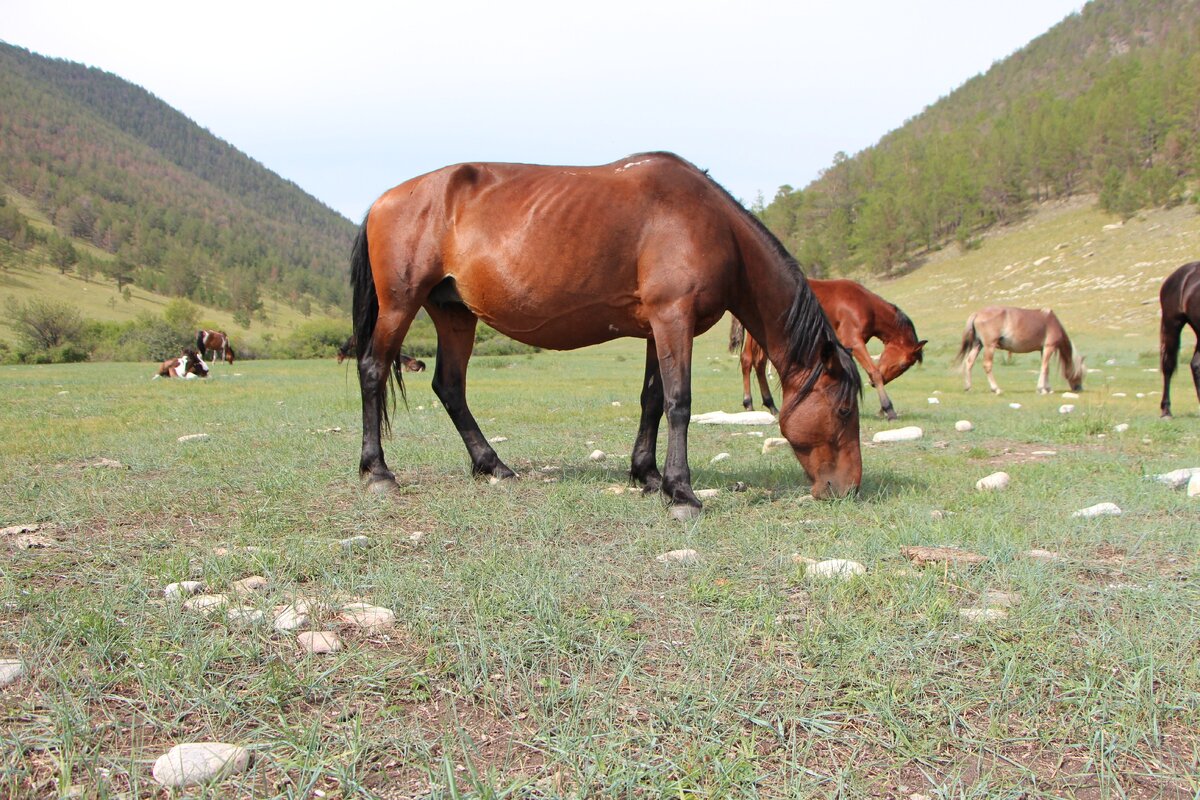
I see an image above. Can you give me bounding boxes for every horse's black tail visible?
[729,317,746,354]
[953,313,980,366]
[195,330,205,352]
[350,218,404,434]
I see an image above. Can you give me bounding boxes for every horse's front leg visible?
[1189,337,1200,411]
[1159,318,1182,417]
[848,340,895,419]
[630,338,664,493]
[1037,346,1054,394]
[740,349,754,411]
[649,312,701,519]
[426,304,516,479]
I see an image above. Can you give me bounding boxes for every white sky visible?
[4,0,1083,221]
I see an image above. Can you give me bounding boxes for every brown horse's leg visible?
[1189,329,1200,413]
[630,338,664,492]
[649,313,701,518]
[755,359,779,416]
[1037,345,1054,394]
[983,344,1001,394]
[740,347,754,410]
[1159,317,1183,417]
[848,340,895,419]
[962,343,981,391]
[426,303,516,479]
[359,300,425,487]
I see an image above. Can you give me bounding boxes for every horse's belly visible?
[473,296,651,350]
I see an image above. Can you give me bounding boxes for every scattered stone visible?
[732,481,748,492]
[1072,502,1122,518]
[954,420,974,432]
[408,531,425,543]
[982,590,1021,608]
[0,523,41,537]
[709,452,730,464]
[604,485,626,495]
[1105,359,1117,366]
[901,546,986,567]
[695,488,720,499]
[692,410,776,425]
[177,433,209,443]
[611,401,621,407]
[14,534,53,550]
[929,510,955,520]
[1189,473,1200,498]
[225,608,264,627]
[762,437,789,454]
[152,742,251,788]
[488,476,502,485]
[298,631,342,654]
[872,426,923,443]
[927,397,940,405]
[164,581,205,599]
[0,659,25,687]
[313,427,342,434]
[231,575,269,595]
[339,603,395,631]
[588,449,606,462]
[975,472,1010,491]
[1031,450,1057,456]
[272,604,309,632]
[1152,468,1200,489]
[959,608,1008,623]
[86,458,127,469]
[337,535,370,552]
[183,594,229,615]
[802,559,866,581]
[1025,549,1060,561]
[1112,392,1126,397]
[656,549,700,565]
[488,436,508,443]
[1059,404,1075,414]
[1008,403,1022,409]
[1061,392,1080,399]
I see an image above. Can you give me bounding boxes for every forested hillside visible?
[759,0,1200,276]
[0,41,356,318]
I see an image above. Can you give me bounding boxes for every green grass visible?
[1,321,1197,798]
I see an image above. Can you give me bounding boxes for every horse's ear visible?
[916,339,928,350]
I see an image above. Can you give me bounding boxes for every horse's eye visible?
[837,405,853,420]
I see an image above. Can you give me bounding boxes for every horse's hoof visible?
[366,477,398,495]
[669,503,702,522]
[884,411,899,421]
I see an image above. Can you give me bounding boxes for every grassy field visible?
[1,315,1198,797]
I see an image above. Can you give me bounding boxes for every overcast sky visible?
[5,0,1083,221]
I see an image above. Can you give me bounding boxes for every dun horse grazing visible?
[196,330,235,365]
[155,348,209,379]
[352,153,862,515]
[1159,261,1200,418]
[336,336,425,372]
[954,306,1084,394]
[729,279,926,420]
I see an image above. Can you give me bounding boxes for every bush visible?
[277,319,352,359]
[6,297,86,361]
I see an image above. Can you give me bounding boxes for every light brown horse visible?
[954,306,1084,394]
[730,279,925,420]
[351,153,862,515]
[196,329,235,365]
[1159,260,1200,417]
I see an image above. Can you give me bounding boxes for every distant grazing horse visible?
[1159,260,1200,417]
[351,152,862,515]
[336,336,425,372]
[729,279,926,420]
[955,306,1084,394]
[155,348,209,379]
[196,329,235,365]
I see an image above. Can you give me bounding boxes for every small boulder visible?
[803,559,866,581]
[273,604,309,633]
[1025,548,1060,561]
[872,426,923,443]
[164,581,205,600]
[954,420,974,432]
[761,437,789,454]
[1008,403,1022,409]
[1114,423,1129,433]
[183,594,229,615]
[975,472,1010,491]
[339,603,395,631]
[901,546,986,567]
[337,535,370,552]
[1061,392,1080,399]
[152,742,251,788]
[1153,468,1200,489]
[695,488,720,499]
[927,397,940,405]
[231,575,269,595]
[176,433,209,443]
[0,659,25,687]
[1058,404,1075,414]
[588,450,606,462]
[1188,473,1200,498]
[1071,502,1122,518]
[656,549,700,565]
[709,452,730,464]
[298,631,342,654]
[982,589,1021,608]
[226,608,264,627]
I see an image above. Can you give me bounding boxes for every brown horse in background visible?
[729,279,926,420]
[1159,260,1200,417]
[336,335,425,372]
[954,306,1084,394]
[352,153,862,515]
[196,329,235,365]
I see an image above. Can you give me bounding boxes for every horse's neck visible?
[730,227,811,376]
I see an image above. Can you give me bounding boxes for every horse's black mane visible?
[893,306,923,363]
[634,152,861,408]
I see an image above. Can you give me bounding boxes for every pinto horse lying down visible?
[154,348,209,379]
[351,152,862,516]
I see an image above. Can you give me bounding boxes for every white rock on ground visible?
[273,604,309,633]
[1008,403,1022,409]
[338,535,370,551]
[588,450,606,462]
[1062,392,1080,399]
[231,575,268,595]
[692,410,777,425]
[152,742,250,788]
[226,608,264,627]
[695,488,720,499]
[762,437,788,454]
[298,631,342,654]
[960,608,1008,623]
[488,436,508,443]
[1114,423,1129,433]
[0,659,25,687]
[709,452,730,464]
[982,590,1021,608]
[164,581,205,599]
[872,426,923,443]
[0,523,41,537]
[1189,473,1200,498]
[975,472,1011,491]
[339,603,396,631]
[803,559,866,581]
[182,595,228,615]
[656,549,700,565]
[176,433,209,443]
[1025,549,1060,561]
[1059,404,1075,414]
[954,420,974,432]
[927,397,940,404]
[1152,468,1200,489]
[1072,502,1122,518]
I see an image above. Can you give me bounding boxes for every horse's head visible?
[877,339,926,384]
[182,349,209,378]
[1067,353,1085,392]
[778,341,862,499]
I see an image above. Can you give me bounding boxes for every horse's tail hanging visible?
[728,318,746,354]
[350,217,404,432]
[953,313,980,366]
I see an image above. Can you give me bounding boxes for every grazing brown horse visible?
[954,306,1084,394]
[352,153,862,515]
[1159,260,1200,417]
[196,330,235,365]
[336,336,425,372]
[155,348,209,379]
[729,279,925,420]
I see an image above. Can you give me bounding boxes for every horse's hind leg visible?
[630,338,664,493]
[359,304,421,488]
[962,343,982,391]
[755,358,779,416]
[983,344,1001,394]
[1159,317,1183,417]
[426,303,516,479]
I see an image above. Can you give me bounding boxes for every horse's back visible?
[1161,261,1200,321]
